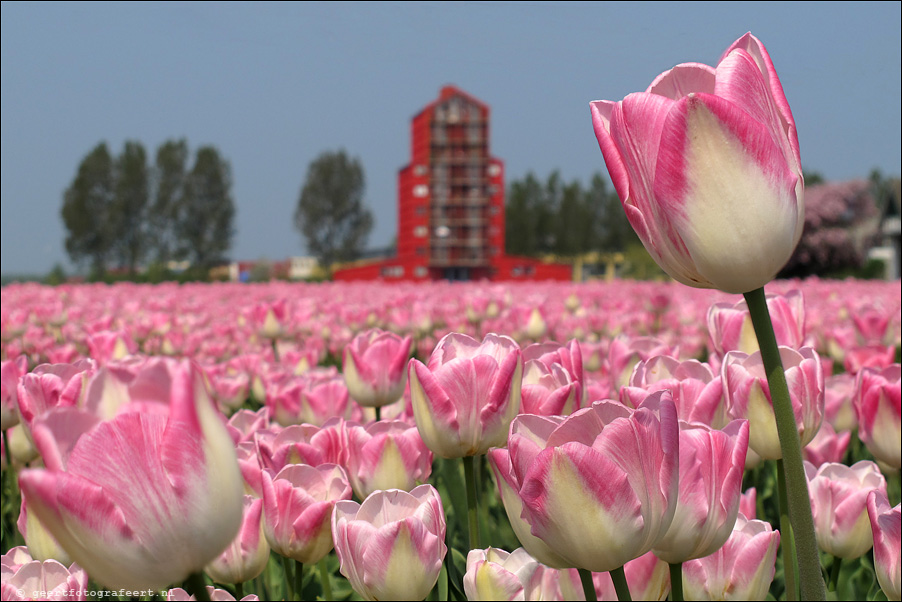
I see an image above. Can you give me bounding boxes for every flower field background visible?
[1,277,900,601]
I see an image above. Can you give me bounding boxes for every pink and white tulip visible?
[205,496,270,585]
[681,514,780,601]
[408,333,522,458]
[805,460,886,559]
[653,419,749,563]
[854,364,901,469]
[332,485,447,601]
[17,358,244,591]
[260,463,351,563]
[867,490,901,601]
[590,33,803,294]
[492,392,679,572]
[621,356,727,427]
[345,420,433,499]
[343,328,412,408]
[722,346,824,460]
[463,547,541,601]
[0,550,88,601]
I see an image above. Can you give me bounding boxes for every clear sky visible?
[2,1,900,275]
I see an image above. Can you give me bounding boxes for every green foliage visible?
[61,142,116,273]
[294,150,374,269]
[43,263,67,285]
[111,140,150,273]
[61,140,234,280]
[176,146,235,268]
[151,139,189,263]
[504,170,638,258]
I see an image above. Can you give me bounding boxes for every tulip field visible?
[1,276,900,601]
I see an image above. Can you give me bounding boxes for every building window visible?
[415,205,426,216]
[488,164,501,176]
[414,266,428,278]
[414,226,427,238]
[414,164,428,176]
[413,184,428,197]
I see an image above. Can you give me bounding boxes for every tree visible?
[61,142,115,274]
[176,146,235,268]
[151,139,189,263]
[505,171,545,256]
[294,150,373,268]
[111,140,149,273]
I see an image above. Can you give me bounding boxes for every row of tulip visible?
[1,277,900,601]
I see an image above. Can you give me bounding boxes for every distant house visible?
[868,178,901,280]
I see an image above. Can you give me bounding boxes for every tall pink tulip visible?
[722,346,824,460]
[854,364,901,469]
[681,514,781,601]
[205,496,270,585]
[332,485,447,601]
[805,460,886,559]
[260,463,351,563]
[17,359,244,591]
[867,490,901,601]
[343,328,412,409]
[653,419,750,563]
[408,333,522,458]
[590,32,803,294]
[495,392,679,572]
[345,420,433,499]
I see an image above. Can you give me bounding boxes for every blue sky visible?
[2,1,900,275]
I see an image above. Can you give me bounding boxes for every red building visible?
[334,85,571,282]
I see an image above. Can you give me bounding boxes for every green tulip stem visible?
[609,566,632,602]
[463,455,481,549]
[318,558,333,601]
[234,581,244,600]
[270,338,280,364]
[744,287,825,601]
[669,562,683,602]
[184,572,211,602]
[829,556,842,592]
[776,459,798,601]
[294,561,304,602]
[375,405,382,422]
[578,568,598,602]
[281,556,295,601]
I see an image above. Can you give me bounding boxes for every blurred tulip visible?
[621,356,727,427]
[653,419,749,563]
[261,463,351,563]
[823,373,857,432]
[590,33,803,294]
[167,586,260,601]
[17,491,70,565]
[867,490,901,601]
[343,329,412,408]
[18,359,244,591]
[345,420,433,499]
[854,364,901,469]
[464,547,540,601]
[520,359,579,417]
[0,552,88,601]
[205,496,270,585]
[408,333,522,458]
[682,514,780,601]
[722,346,824,460]
[706,291,806,361]
[332,485,447,601]
[16,360,95,438]
[802,422,851,467]
[739,487,757,520]
[1,356,27,430]
[805,460,886,559]
[495,392,679,572]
